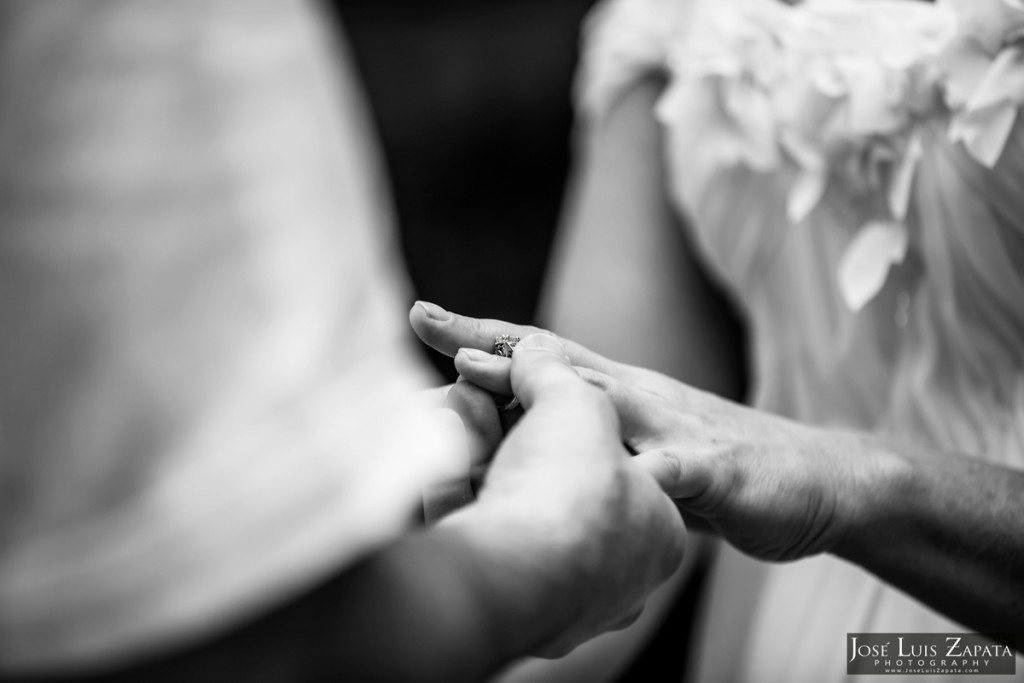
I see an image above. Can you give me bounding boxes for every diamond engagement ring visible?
[494,334,520,411]
[494,334,519,358]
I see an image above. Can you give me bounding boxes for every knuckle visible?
[463,314,488,340]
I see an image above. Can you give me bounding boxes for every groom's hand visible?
[440,333,686,657]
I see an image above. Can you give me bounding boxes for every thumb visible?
[508,333,579,409]
[631,448,713,501]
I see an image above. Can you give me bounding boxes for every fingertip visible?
[408,301,433,342]
[408,301,425,327]
[631,449,683,496]
[455,347,492,365]
[410,301,462,357]
[414,300,452,322]
[454,348,513,396]
[632,449,714,504]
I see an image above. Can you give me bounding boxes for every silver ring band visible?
[496,395,520,412]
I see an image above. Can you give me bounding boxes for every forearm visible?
[320,524,544,682]
[835,433,1024,641]
[540,77,746,400]
[56,524,547,683]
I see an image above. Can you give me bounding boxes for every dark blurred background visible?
[331,0,596,381]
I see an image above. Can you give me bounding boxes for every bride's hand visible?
[410,301,864,563]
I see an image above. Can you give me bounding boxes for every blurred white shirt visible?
[0,0,458,673]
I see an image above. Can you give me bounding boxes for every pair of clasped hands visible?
[409,301,855,656]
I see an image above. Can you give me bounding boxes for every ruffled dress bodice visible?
[576,1,1024,680]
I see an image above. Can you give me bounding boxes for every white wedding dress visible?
[576,0,1024,680]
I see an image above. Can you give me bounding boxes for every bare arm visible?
[540,77,745,399]
[835,434,1024,642]
[81,528,545,683]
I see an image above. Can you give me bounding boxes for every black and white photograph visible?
[0,0,1022,681]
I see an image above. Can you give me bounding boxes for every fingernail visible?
[517,333,567,357]
[417,301,451,322]
[457,347,492,363]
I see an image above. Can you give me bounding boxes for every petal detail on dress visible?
[968,44,1024,112]
[838,221,910,312]
[951,104,1019,168]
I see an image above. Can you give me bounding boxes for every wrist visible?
[828,431,920,563]
[438,508,574,660]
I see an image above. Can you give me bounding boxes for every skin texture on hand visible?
[437,332,687,658]
[410,302,1024,643]
[410,301,852,563]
